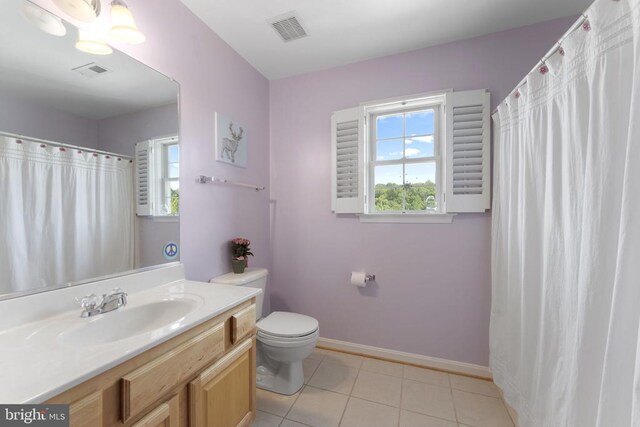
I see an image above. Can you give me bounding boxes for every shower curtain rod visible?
[492,9,594,115]
[0,131,133,160]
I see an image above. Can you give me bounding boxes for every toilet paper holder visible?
[365,274,376,282]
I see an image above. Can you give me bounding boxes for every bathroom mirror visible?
[0,0,180,300]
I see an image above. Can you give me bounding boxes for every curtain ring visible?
[539,64,549,74]
[582,19,591,31]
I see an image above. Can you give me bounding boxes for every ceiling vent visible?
[72,62,111,78]
[269,12,307,42]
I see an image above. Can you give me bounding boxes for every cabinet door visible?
[132,394,179,427]
[69,391,102,427]
[189,338,256,427]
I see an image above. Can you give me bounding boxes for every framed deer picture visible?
[215,112,247,168]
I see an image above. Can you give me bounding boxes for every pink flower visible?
[232,238,251,246]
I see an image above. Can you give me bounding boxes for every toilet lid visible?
[257,312,319,338]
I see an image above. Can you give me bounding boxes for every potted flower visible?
[231,237,253,274]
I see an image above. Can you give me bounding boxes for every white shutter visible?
[444,90,491,213]
[135,141,153,216]
[331,107,365,214]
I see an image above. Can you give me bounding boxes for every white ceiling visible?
[180,0,592,80]
[0,0,177,120]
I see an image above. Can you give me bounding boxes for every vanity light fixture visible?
[22,2,67,37]
[51,0,101,23]
[109,0,145,44]
[75,29,113,55]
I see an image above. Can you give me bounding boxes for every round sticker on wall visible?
[163,242,179,260]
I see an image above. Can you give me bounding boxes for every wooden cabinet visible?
[189,338,256,427]
[69,391,102,427]
[47,300,257,427]
[131,395,179,427]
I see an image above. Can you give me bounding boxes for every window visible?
[331,89,491,222]
[135,136,179,217]
[370,104,442,213]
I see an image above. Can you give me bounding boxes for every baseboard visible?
[316,337,492,379]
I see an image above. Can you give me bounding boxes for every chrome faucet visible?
[77,288,128,318]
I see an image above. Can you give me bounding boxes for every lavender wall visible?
[0,89,98,147]
[111,0,271,298]
[269,17,575,366]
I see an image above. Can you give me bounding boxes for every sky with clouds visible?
[374,110,436,185]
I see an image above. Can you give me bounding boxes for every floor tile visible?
[403,366,450,387]
[257,388,300,417]
[452,390,514,427]
[308,361,359,394]
[340,397,399,427]
[304,357,322,383]
[401,380,456,422]
[449,375,501,398]
[287,386,349,427]
[361,358,404,377]
[309,348,329,360]
[280,420,309,427]
[399,410,458,427]
[252,411,283,427]
[322,351,364,368]
[351,370,402,407]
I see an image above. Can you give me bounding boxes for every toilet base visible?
[256,360,304,395]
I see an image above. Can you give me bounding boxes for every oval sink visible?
[58,298,199,346]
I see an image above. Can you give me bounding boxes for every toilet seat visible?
[257,328,319,348]
[257,311,319,338]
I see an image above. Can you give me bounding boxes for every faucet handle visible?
[76,293,102,310]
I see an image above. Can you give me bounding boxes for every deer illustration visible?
[221,122,244,163]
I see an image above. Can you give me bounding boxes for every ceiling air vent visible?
[269,12,307,42]
[72,62,111,78]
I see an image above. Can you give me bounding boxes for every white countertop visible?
[0,272,260,404]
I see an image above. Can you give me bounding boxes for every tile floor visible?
[252,348,516,427]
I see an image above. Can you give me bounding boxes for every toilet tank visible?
[209,267,268,320]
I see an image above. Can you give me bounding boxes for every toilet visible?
[210,268,319,395]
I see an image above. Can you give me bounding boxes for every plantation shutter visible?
[135,141,153,216]
[444,90,491,213]
[331,107,365,214]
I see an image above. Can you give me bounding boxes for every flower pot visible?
[231,258,246,274]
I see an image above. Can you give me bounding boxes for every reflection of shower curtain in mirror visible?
[0,135,134,294]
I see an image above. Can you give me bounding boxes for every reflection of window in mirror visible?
[160,139,180,216]
[136,136,179,218]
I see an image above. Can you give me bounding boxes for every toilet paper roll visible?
[350,272,367,288]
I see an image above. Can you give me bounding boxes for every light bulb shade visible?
[22,2,67,37]
[75,29,113,55]
[51,0,100,23]
[109,3,145,44]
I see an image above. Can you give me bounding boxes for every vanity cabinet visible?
[47,299,257,427]
[131,394,179,427]
[189,338,256,427]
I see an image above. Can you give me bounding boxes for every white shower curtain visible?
[491,0,640,425]
[0,135,134,294]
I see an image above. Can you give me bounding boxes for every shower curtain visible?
[0,135,134,294]
[491,0,640,425]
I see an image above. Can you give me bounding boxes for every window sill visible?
[357,213,455,224]
[145,216,180,223]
